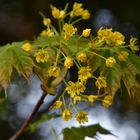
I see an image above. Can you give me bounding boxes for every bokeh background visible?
[0,0,140,140]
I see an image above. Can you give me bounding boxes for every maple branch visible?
[9,92,47,140]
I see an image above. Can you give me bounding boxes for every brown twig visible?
[9,92,47,140]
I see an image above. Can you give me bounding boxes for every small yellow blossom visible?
[51,5,65,19]
[88,95,98,103]
[73,96,81,104]
[62,109,72,121]
[40,29,54,37]
[48,66,60,77]
[43,18,51,26]
[22,43,32,52]
[34,49,49,63]
[77,52,87,62]
[97,27,113,44]
[81,9,90,20]
[75,111,88,124]
[70,2,84,17]
[111,32,125,46]
[64,57,73,69]
[63,23,77,40]
[129,37,139,53]
[102,95,113,108]
[53,100,62,109]
[95,76,107,90]
[66,81,85,98]
[118,51,129,61]
[106,57,116,67]
[78,66,92,82]
[82,28,91,37]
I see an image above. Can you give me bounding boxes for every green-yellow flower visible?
[64,57,73,69]
[95,76,107,90]
[62,110,72,121]
[53,100,62,109]
[88,95,98,103]
[81,9,90,20]
[66,81,85,98]
[118,51,129,61]
[22,43,32,52]
[78,66,92,82]
[43,18,51,26]
[34,49,49,63]
[47,66,60,77]
[77,52,87,63]
[75,111,88,124]
[73,96,81,104]
[51,5,65,19]
[102,95,113,108]
[82,28,91,37]
[129,37,139,53]
[40,29,54,37]
[63,23,77,41]
[106,57,116,67]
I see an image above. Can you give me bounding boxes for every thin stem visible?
[88,51,106,60]
[9,92,47,140]
[71,17,83,25]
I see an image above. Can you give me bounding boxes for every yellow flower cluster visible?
[73,96,81,104]
[88,95,98,103]
[75,111,88,124]
[66,81,85,97]
[102,95,113,108]
[63,23,77,40]
[95,76,107,89]
[82,28,91,37]
[53,100,62,109]
[106,57,116,67]
[97,28,125,46]
[43,18,51,26]
[51,5,65,19]
[70,2,90,20]
[34,49,49,63]
[22,43,32,52]
[78,66,92,82]
[118,51,129,61]
[47,66,60,77]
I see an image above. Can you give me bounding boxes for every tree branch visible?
[9,92,47,140]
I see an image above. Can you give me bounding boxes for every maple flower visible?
[82,28,91,37]
[78,66,92,82]
[77,52,87,62]
[63,23,77,41]
[102,95,113,108]
[62,109,72,121]
[22,43,32,52]
[47,66,60,77]
[34,49,49,63]
[118,51,129,61]
[40,29,54,37]
[51,5,65,19]
[53,100,62,109]
[81,9,90,20]
[75,111,88,124]
[88,95,98,103]
[111,31,125,46]
[66,81,85,98]
[70,2,84,17]
[73,96,81,104]
[129,37,139,53]
[64,57,73,69]
[97,27,113,44]
[95,76,107,90]
[106,57,116,67]
[43,18,51,26]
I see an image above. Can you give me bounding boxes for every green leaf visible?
[63,124,112,140]
[0,42,35,88]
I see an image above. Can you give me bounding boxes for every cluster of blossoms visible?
[21,2,139,124]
